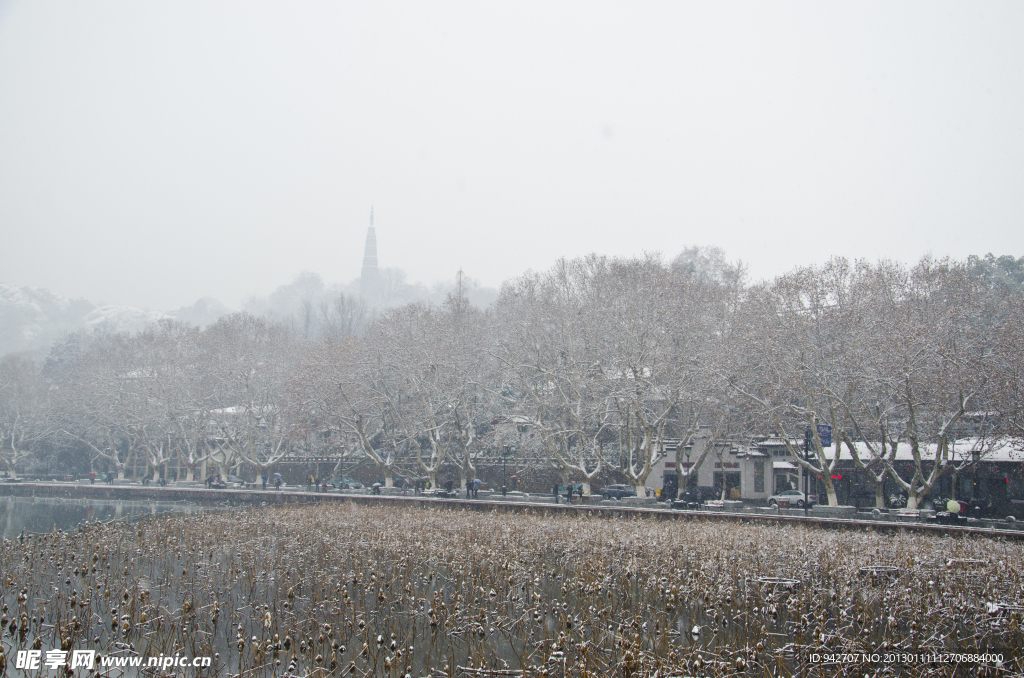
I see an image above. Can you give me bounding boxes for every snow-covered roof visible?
[824,439,1023,464]
[210,406,245,415]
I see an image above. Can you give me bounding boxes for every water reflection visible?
[0,496,209,539]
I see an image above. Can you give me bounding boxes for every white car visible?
[767,489,816,508]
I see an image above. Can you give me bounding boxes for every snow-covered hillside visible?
[83,305,173,333]
[0,283,95,355]
[0,284,231,356]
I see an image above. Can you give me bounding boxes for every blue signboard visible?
[816,424,833,448]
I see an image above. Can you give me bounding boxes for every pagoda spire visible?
[360,208,378,298]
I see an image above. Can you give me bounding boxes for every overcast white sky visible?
[1,1,1021,310]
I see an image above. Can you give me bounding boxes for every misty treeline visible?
[1,250,1022,507]
[241,268,499,340]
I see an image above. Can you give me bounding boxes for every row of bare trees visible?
[1,315,300,482]
[2,254,1022,505]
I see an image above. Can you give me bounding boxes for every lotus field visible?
[0,504,1021,677]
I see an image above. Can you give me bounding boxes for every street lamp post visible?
[502,446,512,496]
[804,428,812,516]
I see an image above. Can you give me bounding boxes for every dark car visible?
[600,484,638,500]
[330,476,364,490]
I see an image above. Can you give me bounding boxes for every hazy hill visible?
[0,283,95,356]
[0,284,227,357]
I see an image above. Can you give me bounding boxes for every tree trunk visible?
[875,482,885,509]
[824,484,838,506]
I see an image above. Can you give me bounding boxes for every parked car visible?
[767,489,816,508]
[600,484,638,500]
[224,475,247,488]
[330,476,364,490]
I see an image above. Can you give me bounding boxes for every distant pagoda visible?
[360,207,379,298]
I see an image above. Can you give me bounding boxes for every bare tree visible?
[205,314,298,479]
[136,321,214,482]
[839,259,1009,508]
[729,258,1012,509]
[725,260,859,506]
[494,258,610,489]
[319,293,367,338]
[495,255,729,496]
[363,277,495,490]
[0,355,51,478]
[992,291,1024,443]
[54,332,144,480]
[292,333,403,487]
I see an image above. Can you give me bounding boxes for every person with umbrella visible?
[273,473,282,490]
[473,478,482,498]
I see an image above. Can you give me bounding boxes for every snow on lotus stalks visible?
[0,505,1021,677]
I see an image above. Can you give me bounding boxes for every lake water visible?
[0,495,212,540]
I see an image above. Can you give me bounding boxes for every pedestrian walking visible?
[553,484,559,504]
[261,474,268,490]
[565,484,573,505]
